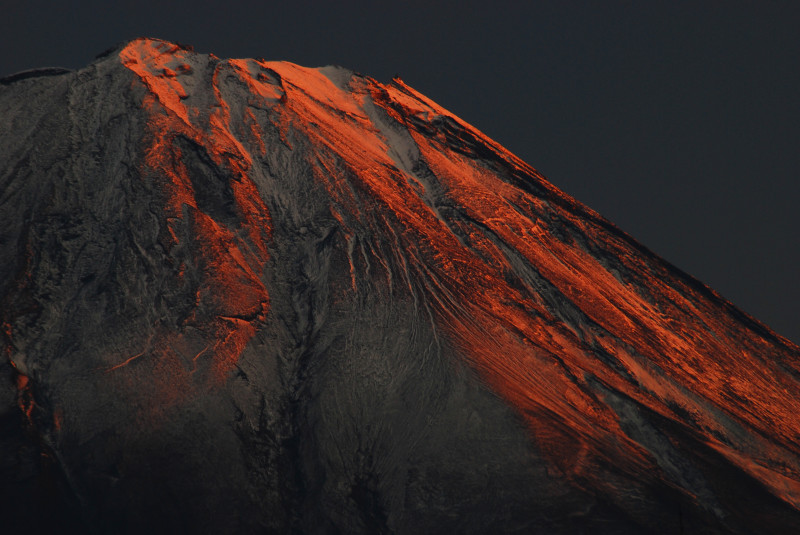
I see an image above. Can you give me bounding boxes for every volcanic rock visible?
[1,38,799,534]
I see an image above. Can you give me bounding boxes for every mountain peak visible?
[1,40,799,533]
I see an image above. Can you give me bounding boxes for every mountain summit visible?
[2,38,799,533]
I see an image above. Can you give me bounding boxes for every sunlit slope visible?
[1,38,798,533]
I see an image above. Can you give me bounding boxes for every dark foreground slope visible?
[1,38,799,534]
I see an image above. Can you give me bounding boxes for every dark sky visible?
[3,1,799,344]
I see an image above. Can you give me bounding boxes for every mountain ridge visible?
[1,37,799,534]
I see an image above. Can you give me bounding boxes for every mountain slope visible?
[1,38,799,534]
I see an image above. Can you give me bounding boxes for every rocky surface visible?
[1,38,799,533]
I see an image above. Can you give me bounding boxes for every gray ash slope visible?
[2,38,800,534]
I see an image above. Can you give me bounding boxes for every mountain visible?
[1,37,799,534]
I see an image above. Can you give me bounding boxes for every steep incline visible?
[1,38,799,533]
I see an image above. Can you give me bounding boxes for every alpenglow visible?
[2,38,799,534]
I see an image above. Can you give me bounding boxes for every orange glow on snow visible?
[114,39,271,412]
[112,38,800,507]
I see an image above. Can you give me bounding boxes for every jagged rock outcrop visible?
[2,38,799,534]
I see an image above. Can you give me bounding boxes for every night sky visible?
[3,1,798,344]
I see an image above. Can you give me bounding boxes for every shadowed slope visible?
[1,38,799,533]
